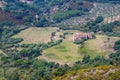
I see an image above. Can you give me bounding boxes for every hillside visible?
[54,65,120,80]
[0,0,120,27]
[0,10,24,24]
[0,0,120,80]
[12,27,120,65]
[57,2,120,27]
[0,0,93,26]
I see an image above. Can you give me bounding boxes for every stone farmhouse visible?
[72,32,94,42]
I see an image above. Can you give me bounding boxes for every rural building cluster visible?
[72,32,94,42]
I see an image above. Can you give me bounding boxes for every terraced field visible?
[57,3,120,27]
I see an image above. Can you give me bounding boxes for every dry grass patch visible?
[0,50,7,56]
[0,50,3,54]
[13,27,58,44]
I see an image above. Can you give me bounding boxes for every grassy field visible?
[13,27,120,64]
[39,41,82,65]
[79,35,120,59]
[39,35,119,64]
[13,27,58,44]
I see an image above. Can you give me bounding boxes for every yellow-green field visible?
[12,28,80,44]
[13,27,58,43]
[79,35,120,59]
[39,41,82,64]
[12,27,120,64]
[39,35,119,64]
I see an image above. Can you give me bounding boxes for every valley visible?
[12,27,120,65]
[0,0,120,80]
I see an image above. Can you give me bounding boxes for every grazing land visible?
[79,35,120,59]
[39,41,82,64]
[39,35,120,64]
[13,27,120,64]
[13,27,58,43]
